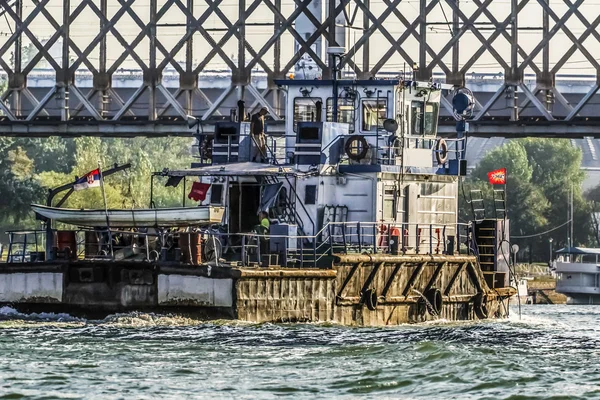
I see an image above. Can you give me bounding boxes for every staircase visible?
[262,175,307,238]
[469,189,486,221]
[473,219,497,274]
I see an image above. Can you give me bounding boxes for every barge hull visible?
[0,255,513,324]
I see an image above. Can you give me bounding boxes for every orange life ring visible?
[436,138,448,164]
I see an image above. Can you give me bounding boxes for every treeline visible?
[0,136,194,237]
[461,138,598,262]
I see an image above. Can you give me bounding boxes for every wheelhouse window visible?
[293,97,322,131]
[326,98,355,132]
[362,100,387,131]
[411,101,439,136]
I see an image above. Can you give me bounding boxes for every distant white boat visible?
[31,204,225,228]
[509,278,531,305]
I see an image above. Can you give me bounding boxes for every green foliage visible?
[467,138,593,262]
[0,138,46,227]
[0,136,195,236]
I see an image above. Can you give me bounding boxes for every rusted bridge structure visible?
[1,0,600,137]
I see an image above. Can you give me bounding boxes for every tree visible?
[466,138,592,262]
[0,138,46,230]
[0,135,195,244]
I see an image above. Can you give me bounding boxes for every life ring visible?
[473,292,489,319]
[435,138,448,165]
[362,288,378,311]
[345,135,369,161]
[424,288,443,315]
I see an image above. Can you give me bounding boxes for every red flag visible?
[487,168,507,185]
[188,182,211,202]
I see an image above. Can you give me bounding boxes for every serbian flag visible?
[487,168,507,185]
[73,169,101,191]
[188,182,211,202]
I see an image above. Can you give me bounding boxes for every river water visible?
[0,305,599,400]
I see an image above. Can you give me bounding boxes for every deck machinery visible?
[0,78,515,324]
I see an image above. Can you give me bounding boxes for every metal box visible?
[269,224,298,254]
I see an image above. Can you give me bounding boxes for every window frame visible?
[293,97,322,132]
[361,99,388,132]
[326,97,356,132]
[411,101,439,137]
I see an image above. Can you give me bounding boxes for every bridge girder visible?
[0,0,600,136]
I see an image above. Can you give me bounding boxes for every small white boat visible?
[509,278,531,305]
[31,204,225,228]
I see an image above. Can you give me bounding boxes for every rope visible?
[511,219,571,239]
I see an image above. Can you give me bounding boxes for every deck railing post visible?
[257,234,261,266]
[387,224,391,254]
[342,224,347,253]
[402,223,406,253]
[416,224,420,254]
[328,224,333,255]
[22,234,27,262]
[373,224,377,254]
[357,222,362,252]
[457,224,461,255]
[442,226,446,254]
[429,224,433,255]
[242,235,247,266]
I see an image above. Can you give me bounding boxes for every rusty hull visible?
[0,255,515,325]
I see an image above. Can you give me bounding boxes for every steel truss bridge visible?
[2,0,600,137]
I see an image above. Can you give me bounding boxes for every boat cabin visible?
[555,247,600,304]
[12,79,483,271]
[162,79,472,267]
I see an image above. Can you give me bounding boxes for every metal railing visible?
[201,131,466,168]
[4,221,477,269]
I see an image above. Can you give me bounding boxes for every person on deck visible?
[250,107,269,162]
[254,211,271,265]
[258,211,270,234]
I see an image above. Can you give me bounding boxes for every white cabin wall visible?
[326,175,376,224]
[416,179,458,226]
[293,176,321,235]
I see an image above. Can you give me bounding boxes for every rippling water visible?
[1,305,600,400]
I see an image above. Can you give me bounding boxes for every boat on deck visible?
[31,204,225,228]
[0,77,516,325]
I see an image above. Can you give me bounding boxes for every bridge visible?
[1,0,600,138]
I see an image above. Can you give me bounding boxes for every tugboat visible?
[0,76,515,325]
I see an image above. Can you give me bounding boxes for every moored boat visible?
[555,247,600,304]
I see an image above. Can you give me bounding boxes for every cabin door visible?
[229,182,261,233]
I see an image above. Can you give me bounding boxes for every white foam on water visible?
[0,305,84,325]
[0,305,19,316]
[99,312,207,328]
